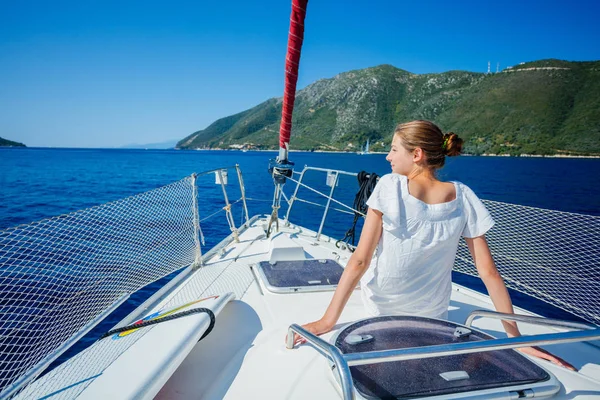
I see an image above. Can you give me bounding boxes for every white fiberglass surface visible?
[158,221,600,399]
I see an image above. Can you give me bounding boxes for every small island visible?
[0,137,26,147]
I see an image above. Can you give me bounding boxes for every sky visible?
[1,0,599,148]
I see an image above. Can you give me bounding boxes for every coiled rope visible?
[336,171,379,251]
[100,308,216,341]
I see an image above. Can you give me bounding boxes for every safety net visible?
[455,200,600,325]
[0,175,200,398]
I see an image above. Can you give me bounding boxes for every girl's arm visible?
[466,235,575,370]
[292,207,383,345]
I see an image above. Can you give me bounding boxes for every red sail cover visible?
[279,0,308,151]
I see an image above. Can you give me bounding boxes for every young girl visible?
[295,120,574,370]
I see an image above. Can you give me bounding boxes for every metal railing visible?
[286,324,355,400]
[194,165,250,254]
[280,166,364,240]
[286,311,600,400]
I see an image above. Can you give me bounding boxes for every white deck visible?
[17,216,600,399]
[154,217,600,399]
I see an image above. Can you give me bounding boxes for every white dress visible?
[361,173,494,319]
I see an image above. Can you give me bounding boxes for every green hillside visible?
[178,59,600,155]
[0,137,26,147]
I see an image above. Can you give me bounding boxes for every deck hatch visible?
[334,316,554,399]
[256,259,344,293]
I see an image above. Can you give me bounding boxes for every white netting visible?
[0,176,199,397]
[455,200,600,325]
[12,217,262,400]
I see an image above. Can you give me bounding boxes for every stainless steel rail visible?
[317,171,339,240]
[287,313,600,400]
[281,166,363,239]
[343,329,600,366]
[286,324,354,400]
[195,164,250,245]
[216,169,239,242]
[191,173,203,267]
[465,310,598,331]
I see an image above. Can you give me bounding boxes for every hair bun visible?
[443,132,463,157]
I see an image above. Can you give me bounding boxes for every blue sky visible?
[1,0,599,148]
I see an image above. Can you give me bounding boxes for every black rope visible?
[336,171,379,251]
[100,308,216,341]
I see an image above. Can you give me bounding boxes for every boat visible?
[357,139,370,155]
[2,166,599,399]
[1,1,600,399]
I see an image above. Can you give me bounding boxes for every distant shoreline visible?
[186,148,600,158]
[475,153,600,159]
[3,146,599,158]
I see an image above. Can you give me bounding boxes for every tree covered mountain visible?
[177,59,600,155]
[0,137,26,147]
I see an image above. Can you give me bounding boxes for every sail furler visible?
[278,0,308,161]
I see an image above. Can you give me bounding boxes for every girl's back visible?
[406,179,457,205]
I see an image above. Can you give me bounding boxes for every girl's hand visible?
[285,209,383,348]
[518,346,577,371]
[286,319,334,347]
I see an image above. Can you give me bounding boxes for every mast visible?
[267,0,309,237]
[278,0,308,163]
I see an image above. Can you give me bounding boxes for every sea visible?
[1,147,599,373]
[2,148,599,230]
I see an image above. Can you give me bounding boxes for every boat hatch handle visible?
[286,324,355,400]
[454,327,472,338]
[439,370,470,381]
[287,319,600,400]
[465,310,598,331]
[345,334,374,345]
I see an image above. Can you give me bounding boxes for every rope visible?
[100,308,216,341]
[266,182,283,238]
[336,171,379,251]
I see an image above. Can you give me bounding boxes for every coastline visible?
[185,148,600,158]
[476,153,600,159]
[4,146,599,159]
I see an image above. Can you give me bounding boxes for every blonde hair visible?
[394,120,463,170]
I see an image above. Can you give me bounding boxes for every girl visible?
[295,120,574,370]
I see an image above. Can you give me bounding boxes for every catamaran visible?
[1,0,599,399]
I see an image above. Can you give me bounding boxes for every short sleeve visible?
[460,183,495,238]
[366,174,403,231]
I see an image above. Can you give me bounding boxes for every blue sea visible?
[1,147,599,375]
[2,148,599,230]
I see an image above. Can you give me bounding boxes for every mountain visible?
[0,137,26,147]
[177,59,600,155]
